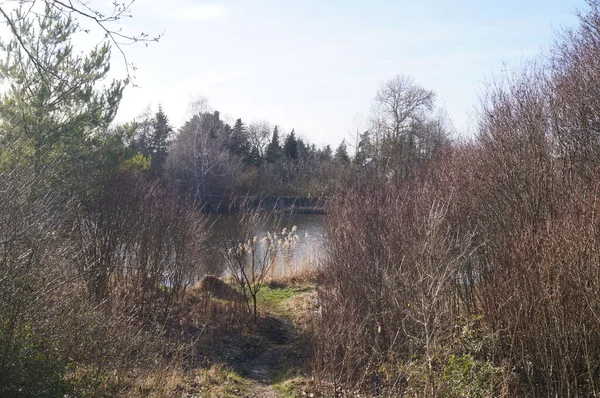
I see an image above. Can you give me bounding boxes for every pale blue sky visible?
[110,0,586,146]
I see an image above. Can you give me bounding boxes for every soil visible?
[238,314,296,398]
[242,348,283,397]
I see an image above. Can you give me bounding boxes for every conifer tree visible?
[266,126,282,163]
[148,105,172,177]
[334,139,351,164]
[0,6,124,173]
[228,118,251,161]
[283,129,299,161]
[320,145,333,161]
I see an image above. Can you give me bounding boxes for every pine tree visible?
[247,146,261,167]
[130,106,154,157]
[265,126,282,163]
[228,118,251,160]
[283,129,298,161]
[296,136,308,161]
[319,145,333,161]
[334,140,351,164]
[354,130,374,166]
[0,6,124,173]
[148,105,172,177]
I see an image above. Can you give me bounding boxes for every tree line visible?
[125,82,449,203]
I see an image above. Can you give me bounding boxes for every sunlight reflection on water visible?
[205,214,326,278]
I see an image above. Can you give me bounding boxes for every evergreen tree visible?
[228,118,251,161]
[148,105,172,177]
[130,106,154,157]
[0,6,124,173]
[283,129,299,161]
[319,145,333,161]
[334,140,351,164]
[265,126,282,163]
[296,136,308,161]
[353,130,374,166]
[248,146,262,167]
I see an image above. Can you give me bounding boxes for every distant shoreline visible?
[198,195,326,215]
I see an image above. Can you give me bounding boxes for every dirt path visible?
[245,384,280,398]
[242,347,284,397]
[238,315,295,398]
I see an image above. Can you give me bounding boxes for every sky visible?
[18,0,593,147]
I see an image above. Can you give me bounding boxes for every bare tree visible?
[370,75,442,178]
[167,98,238,201]
[247,121,273,160]
[372,75,435,142]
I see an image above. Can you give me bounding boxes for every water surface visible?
[204,213,326,278]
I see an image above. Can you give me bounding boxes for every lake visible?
[204,213,327,278]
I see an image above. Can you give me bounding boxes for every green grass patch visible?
[274,378,301,398]
[256,285,312,314]
[210,296,234,305]
[195,365,251,398]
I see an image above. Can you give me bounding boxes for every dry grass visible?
[95,363,250,398]
[266,268,321,289]
[193,275,245,303]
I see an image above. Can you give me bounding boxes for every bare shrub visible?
[0,167,73,396]
[475,85,600,394]
[549,0,600,181]
[312,175,486,396]
[461,5,600,393]
[218,199,297,320]
[74,172,208,322]
[0,165,216,396]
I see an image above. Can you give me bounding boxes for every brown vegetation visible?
[308,2,600,396]
[195,274,245,302]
